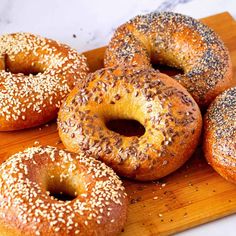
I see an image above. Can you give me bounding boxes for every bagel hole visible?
[151,63,183,77]
[47,181,78,201]
[4,54,43,75]
[106,119,145,137]
[5,65,42,76]
[50,191,76,201]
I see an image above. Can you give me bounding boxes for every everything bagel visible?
[104,12,234,107]
[204,87,236,184]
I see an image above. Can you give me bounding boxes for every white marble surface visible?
[0,0,235,52]
[0,0,236,235]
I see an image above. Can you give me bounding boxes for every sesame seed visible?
[0,146,127,234]
[104,12,231,107]
[205,87,236,165]
[0,32,89,130]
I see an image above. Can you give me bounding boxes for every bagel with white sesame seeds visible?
[58,66,202,181]
[0,32,89,131]
[0,146,127,236]
[104,12,234,108]
[204,87,236,184]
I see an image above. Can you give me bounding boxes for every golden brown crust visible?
[58,66,202,181]
[104,12,235,107]
[0,33,89,131]
[0,146,127,236]
[203,87,236,183]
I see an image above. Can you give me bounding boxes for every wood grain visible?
[0,12,236,236]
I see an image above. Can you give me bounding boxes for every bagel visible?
[0,146,127,236]
[58,66,202,181]
[0,33,89,131]
[204,87,236,183]
[104,12,234,107]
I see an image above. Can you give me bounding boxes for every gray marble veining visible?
[156,0,193,12]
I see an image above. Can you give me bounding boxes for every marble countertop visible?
[0,0,235,235]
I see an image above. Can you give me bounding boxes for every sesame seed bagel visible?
[0,33,89,131]
[0,146,127,236]
[104,12,234,108]
[58,66,202,181]
[204,87,236,184]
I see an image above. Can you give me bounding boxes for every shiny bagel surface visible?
[0,33,89,131]
[104,12,234,107]
[58,66,202,181]
[0,146,127,236]
[204,87,236,183]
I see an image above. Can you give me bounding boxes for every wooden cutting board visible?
[0,12,236,236]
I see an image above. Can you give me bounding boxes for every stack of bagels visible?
[0,12,235,236]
